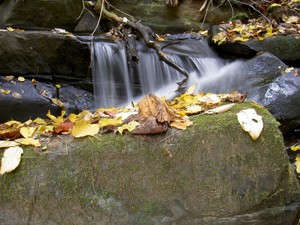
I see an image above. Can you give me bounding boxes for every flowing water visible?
[92,38,245,108]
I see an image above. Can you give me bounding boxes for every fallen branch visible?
[93,0,190,91]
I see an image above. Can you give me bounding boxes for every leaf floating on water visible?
[118,121,140,135]
[236,109,263,140]
[0,146,23,175]
[71,120,99,138]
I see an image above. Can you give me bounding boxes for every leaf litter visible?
[0,89,264,174]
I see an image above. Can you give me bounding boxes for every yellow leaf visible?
[296,156,300,173]
[47,110,66,126]
[291,145,300,151]
[55,84,61,89]
[237,109,263,140]
[68,113,78,123]
[12,92,22,99]
[0,89,11,95]
[203,103,235,115]
[51,98,64,107]
[170,117,193,130]
[185,105,203,115]
[6,27,15,32]
[4,75,14,81]
[5,120,22,127]
[284,67,294,73]
[20,127,37,138]
[265,27,276,38]
[36,125,53,135]
[0,146,23,175]
[33,117,47,125]
[17,138,41,147]
[99,117,123,129]
[233,37,249,42]
[71,120,99,138]
[0,140,20,148]
[185,84,196,95]
[117,121,140,135]
[17,76,25,82]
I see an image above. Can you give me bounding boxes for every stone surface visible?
[0,103,299,225]
[209,25,300,66]
[0,77,93,123]
[0,0,82,31]
[0,31,91,78]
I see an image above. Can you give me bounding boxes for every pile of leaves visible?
[212,16,300,45]
[0,85,269,175]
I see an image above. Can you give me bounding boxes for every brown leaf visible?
[0,124,21,140]
[130,117,168,134]
[54,121,74,134]
[138,94,180,123]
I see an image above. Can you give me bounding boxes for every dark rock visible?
[0,103,299,224]
[0,0,82,31]
[236,53,300,134]
[209,25,300,66]
[0,77,94,123]
[0,31,91,78]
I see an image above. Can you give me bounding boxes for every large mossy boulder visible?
[0,0,82,31]
[1,103,299,225]
[0,30,90,78]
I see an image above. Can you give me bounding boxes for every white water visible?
[92,39,244,108]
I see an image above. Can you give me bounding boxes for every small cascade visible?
[92,38,244,108]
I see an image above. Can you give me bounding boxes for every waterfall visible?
[92,38,244,108]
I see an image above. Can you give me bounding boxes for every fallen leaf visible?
[20,127,37,138]
[17,76,25,82]
[51,98,64,107]
[203,103,235,114]
[0,140,20,148]
[0,146,23,175]
[99,117,123,129]
[54,121,74,134]
[17,138,41,147]
[12,92,22,99]
[170,117,193,130]
[47,110,66,126]
[291,145,300,151]
[118,121,140,135]
[71,120,100,138]
[185,84,196,95]
[284,67,294,73]
[33,117,47,125]
[0,89,11,95]
[185,105,204,115]
[296,156,300,173]
[237,109,263,140]
[3,75,14,81]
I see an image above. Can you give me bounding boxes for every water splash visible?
[92,39,244,108]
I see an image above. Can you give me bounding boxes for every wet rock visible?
[0,31,90,78]
[0,103,299,224]
[0,77,93,122]
[0,0,82,31]
[235,53,300,133]
[209,25,300,66]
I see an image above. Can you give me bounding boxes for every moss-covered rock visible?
[0,0,82,31]
[0,103,299,224]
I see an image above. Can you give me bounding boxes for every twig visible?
[92,0,105,36]
[232,0,271,24]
